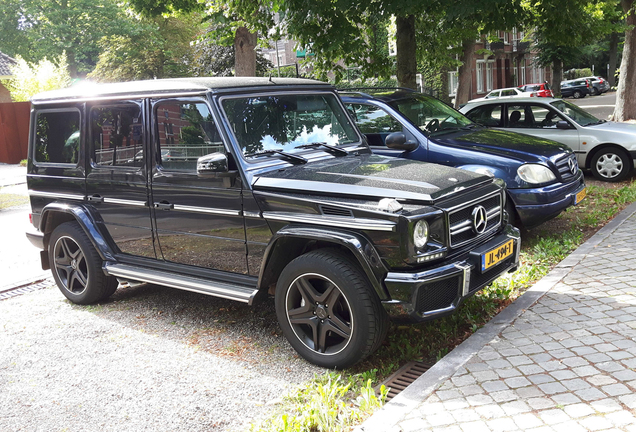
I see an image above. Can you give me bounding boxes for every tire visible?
[590,87,599,96]
[573,90,583,99]
[49,221,118,304]
[591,148,632,182]
[275,249,388,369]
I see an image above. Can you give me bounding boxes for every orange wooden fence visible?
[0,102,30,164]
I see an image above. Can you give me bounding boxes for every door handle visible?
[154,201,174,210]
[87,194,104,203]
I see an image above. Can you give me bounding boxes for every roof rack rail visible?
[336,86,416,93]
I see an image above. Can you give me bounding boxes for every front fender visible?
[40,202,117,262]
[258,226,390,300]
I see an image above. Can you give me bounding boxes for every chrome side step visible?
[103,263,259,304]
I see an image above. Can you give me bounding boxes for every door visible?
[505,103,581,154]
[150,98,248,274]
[86,101,156,259]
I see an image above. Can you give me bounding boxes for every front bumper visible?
[382,224,520,323]
[510,170,586,228]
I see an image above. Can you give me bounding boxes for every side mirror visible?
[197,152,228,175]
[556,121,572,130]
[385,132,419,152]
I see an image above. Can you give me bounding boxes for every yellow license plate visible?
[575,188,586,205]
[482,239,514,271]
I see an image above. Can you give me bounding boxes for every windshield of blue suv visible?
[550,99,603,126]
[384,93,474,136]
[221,93,360,158]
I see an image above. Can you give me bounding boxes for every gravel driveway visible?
[0,282,322,431]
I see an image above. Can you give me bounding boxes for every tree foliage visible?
[0,0,128,77]
[88,14,201,82]
[2,56,71,102]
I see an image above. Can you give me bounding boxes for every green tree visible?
[2,56,71,102]
[88,14,201,82]
[0,0,128,77]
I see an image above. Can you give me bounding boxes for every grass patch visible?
[0,192,29,209]
[249,177,636,432]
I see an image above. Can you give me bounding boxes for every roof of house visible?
[0,51,17,77]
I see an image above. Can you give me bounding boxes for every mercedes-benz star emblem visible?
[472,205,488,234]
[568,157,577,175]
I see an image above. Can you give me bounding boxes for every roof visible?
[462,97,560,106]
[31,76,331,103]
[0,51,17,77]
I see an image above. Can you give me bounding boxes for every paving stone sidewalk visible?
[358,201,636,432]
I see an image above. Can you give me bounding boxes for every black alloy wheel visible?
[49,222,118,304]
[573,90,583,99]
[275,249,388,369]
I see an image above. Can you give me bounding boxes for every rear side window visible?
[465,104,503,127]
[90,103,143,167]
[34,110,80,165]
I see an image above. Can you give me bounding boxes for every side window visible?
[346,103,402,147]
[34,110,80,165]
[155,100,224,172]
[507,105,530,128]
[465,105,503,127]
[486,91,500,98]
[90,104,143,167]
[501,90,517,97]
[529,105,564,128]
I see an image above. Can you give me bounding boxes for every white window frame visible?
[521,60,526,85]
[486,61,494,91]
[476,60,485,93]
[449,71,459,97]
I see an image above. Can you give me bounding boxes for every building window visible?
[449,71,458,96]
[486,61,494,91]
[521,60,526,85]
[476,61,485,93]
[503,31,509,44]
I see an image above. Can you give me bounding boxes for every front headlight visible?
[517,164,556,184]
[414,219,429,248]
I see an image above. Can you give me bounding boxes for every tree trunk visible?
[234,27,257,77]
[440,64,451,104]
[551,61,563,98]
[608,32,619,87]
[614,0,636,121]
[454,38,476,108]
[66,50,78,79]
[396,15,416,89]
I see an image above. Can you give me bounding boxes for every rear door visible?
[149,97,248,274]
[85,100,156,259]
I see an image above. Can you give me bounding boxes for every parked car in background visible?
[341,88,586,228]
[461,97,636,182]
[560,79,590,98]
[582,76,611,95]
[25,77,521,369]
[517,83,553,98]
[467,86,536,103]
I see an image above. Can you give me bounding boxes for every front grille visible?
[448,192,502,248]
[556,154,578,180]
[415,276,460,313]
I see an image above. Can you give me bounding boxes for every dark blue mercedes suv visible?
[340,89,586,228]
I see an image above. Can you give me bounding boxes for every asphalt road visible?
[567,91,616,120]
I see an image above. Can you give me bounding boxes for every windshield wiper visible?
[245,149,307,164]
[293,142,349,156]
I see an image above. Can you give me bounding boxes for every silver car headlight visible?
[517,164,556,184]
[414,219,429,248]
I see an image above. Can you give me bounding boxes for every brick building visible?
[449,29,551,100]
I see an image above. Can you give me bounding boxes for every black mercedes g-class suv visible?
[26,77,520,368]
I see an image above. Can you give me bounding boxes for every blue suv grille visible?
[556,154,579,180]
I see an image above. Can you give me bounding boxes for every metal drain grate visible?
[0,279,53,301]
[377,361,432,402]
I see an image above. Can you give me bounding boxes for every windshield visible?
[221,93,360,158]
[550,99,601,126]
[386,93,473,135]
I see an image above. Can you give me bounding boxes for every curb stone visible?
[355,200,636,432]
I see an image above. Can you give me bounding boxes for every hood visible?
[432,127,569,161]
[252,154,490,203]
[588,121,636,137]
